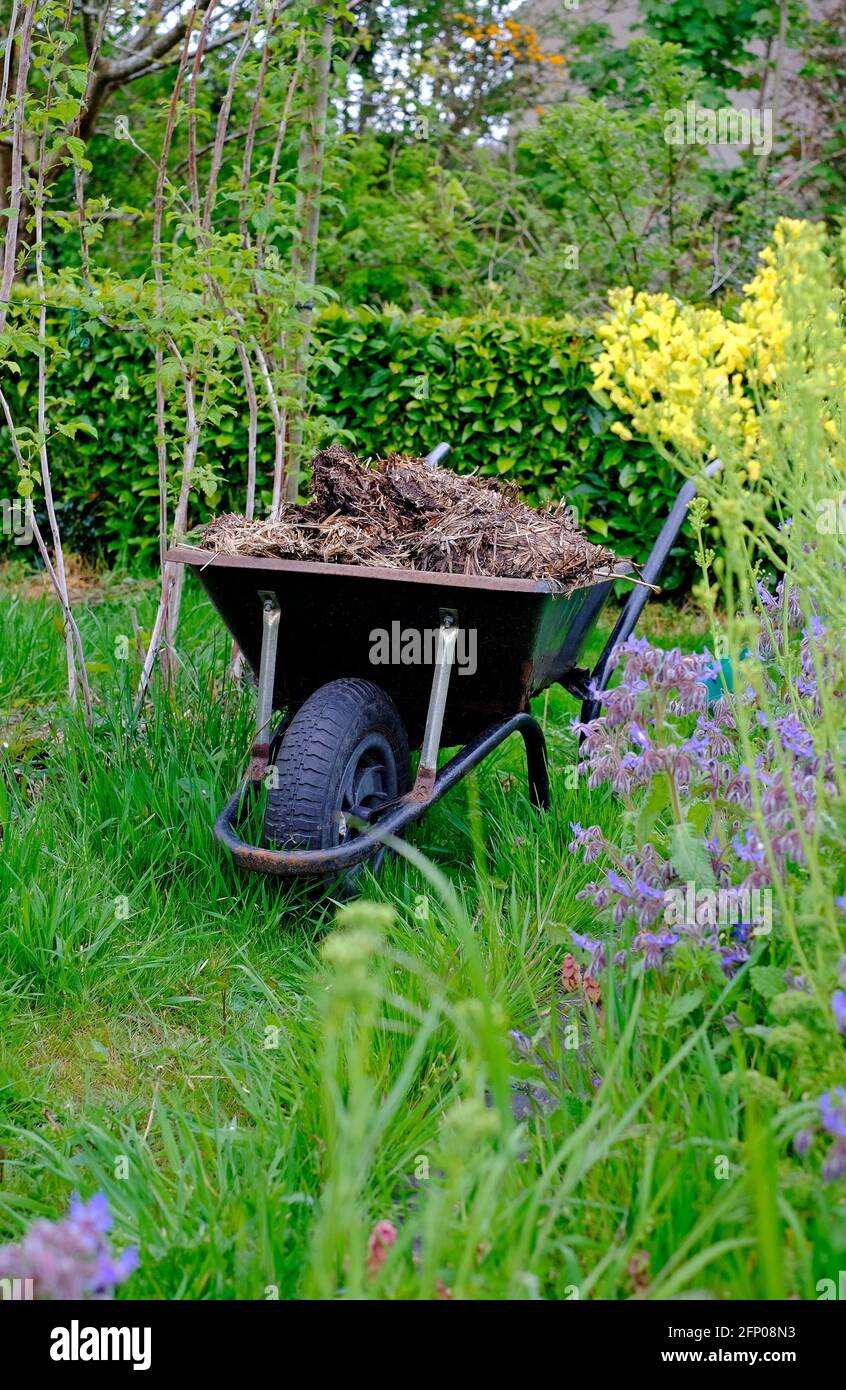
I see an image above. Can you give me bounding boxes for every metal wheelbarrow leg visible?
[215,597,548,880]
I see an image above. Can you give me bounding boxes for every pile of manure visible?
[198,446,629,592]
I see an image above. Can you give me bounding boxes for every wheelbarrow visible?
[166,448,718,885]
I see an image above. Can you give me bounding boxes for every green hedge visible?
[1,306,693,588]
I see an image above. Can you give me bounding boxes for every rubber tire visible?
[262,679,410,865]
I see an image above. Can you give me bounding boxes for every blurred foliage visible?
[638,0,796,89]
[34,10,831,319]
[317,31,823,317]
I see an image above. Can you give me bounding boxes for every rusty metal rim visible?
[214,710,549,878]
[166,544,627,597]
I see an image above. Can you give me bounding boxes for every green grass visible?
[0,572,838,1300]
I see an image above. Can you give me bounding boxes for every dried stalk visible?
[0,0,36,326]
[284,8,334,504]
[28,18,92,720]
[73,0,111,281]
[187,0,218,221]
[238,0,280,247]
[0,387,91,701]
[256,21,305,263]
[138,1,203,704]
[0,0,21,118]
[202,0,259,231]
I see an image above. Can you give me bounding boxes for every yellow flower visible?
[588,218,843,461]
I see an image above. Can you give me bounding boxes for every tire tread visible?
[263,678,409,852]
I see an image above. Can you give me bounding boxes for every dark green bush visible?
[313,307,689,586]
[1,307,694,588]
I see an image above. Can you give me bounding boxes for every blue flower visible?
[634,877,665,900]
[69,1191,113,1236]
[793,1129,813,1158]
[820,1087,846,1140]
[606,869,631,897]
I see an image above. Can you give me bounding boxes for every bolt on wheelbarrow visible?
[166,448,719,889]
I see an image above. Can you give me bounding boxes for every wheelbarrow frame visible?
[170,451,719,880]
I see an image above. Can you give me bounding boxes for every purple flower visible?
[634,877,665,901]
[822,1140,846,1184]
[633,930,678,971]
[606,869,631,897]
[732,833,767,868]
[793,1128,813,1158]
[571,931,608,971]
[820,1088,846,1140]
[720,946,749,977]
[69,1192,113,1236]
[572,613,839,997]
[0,1193,137,1301]
[773,715,815,761]
[568,822,607,864]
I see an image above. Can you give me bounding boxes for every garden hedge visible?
[1,306,693,588]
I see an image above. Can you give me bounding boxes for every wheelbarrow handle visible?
[580,459,721,724]
[424,442,451,468]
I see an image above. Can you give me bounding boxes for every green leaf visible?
[669,822,716,889]
[665,988,704,1024]
[750,966,785,1001]
[634,775,672,841]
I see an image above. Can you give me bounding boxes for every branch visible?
[0,0,21,117]
[174,118,276,173]
[0,1,35,334]
[116,25,253,83]
[103,0,215,83]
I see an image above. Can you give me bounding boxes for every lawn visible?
[0,569,830,1300]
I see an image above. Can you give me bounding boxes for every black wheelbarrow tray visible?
[166,454,717,883]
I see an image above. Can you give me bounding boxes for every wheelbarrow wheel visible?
[262,678,410,883]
